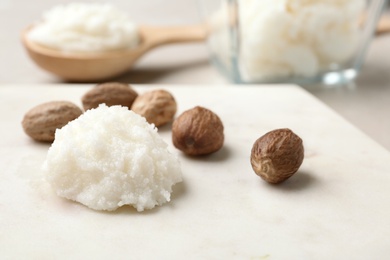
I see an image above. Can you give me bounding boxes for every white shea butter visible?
[42,104,182,211]
[210,0,366,81]
[28,3,139,52]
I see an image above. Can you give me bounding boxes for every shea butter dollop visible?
[28,3,139,52]
[43,104,182,211]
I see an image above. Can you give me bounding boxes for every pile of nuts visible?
[22,83,177,142]
[22,82,224,155]
[22,82,304,184]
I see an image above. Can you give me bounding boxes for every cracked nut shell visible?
[172,106,224,156]
[82,82,138,110]
[131,89,177,127]
[250,128,304,184]
[22,101,83,142]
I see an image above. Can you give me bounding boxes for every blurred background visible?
[0,0,390,150]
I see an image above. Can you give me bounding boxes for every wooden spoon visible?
[21,24,208,82]
[376,15,390,35]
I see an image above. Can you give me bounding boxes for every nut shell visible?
[131,89,177,127]
[22,101,83,142]
[82,82,138,110]
[172,106,224,155]
[250,128,304,184]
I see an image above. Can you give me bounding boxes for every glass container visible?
[198,0,387,85]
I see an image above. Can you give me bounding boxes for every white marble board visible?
[1,85,390,259]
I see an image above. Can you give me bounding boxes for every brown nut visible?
[131,89,177,127]
[250,128,304,184]
[82,82,138,110]
[172,106,224,156]
[22,101,83,142]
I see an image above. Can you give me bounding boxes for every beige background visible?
[1,0,390,150]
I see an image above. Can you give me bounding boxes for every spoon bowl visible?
[21,24,207,82]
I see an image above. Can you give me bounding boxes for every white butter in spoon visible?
[28,3,139,53]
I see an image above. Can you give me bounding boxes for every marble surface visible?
[0,0,389,152]
[1,85,390,259]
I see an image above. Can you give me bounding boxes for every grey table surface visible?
[1,0,389,151]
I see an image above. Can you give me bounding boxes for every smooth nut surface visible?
[82,82,138,110]
[250,128,304,184]
[22,101,83,142]
[131,89,177,127]
[172,106,224,156]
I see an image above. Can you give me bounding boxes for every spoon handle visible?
[376,15,390,35]
[140,24,207,48]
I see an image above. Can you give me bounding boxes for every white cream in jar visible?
[210,0,366,81]
[28,3,139,53]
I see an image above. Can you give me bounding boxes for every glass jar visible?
[198,0,386,85]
